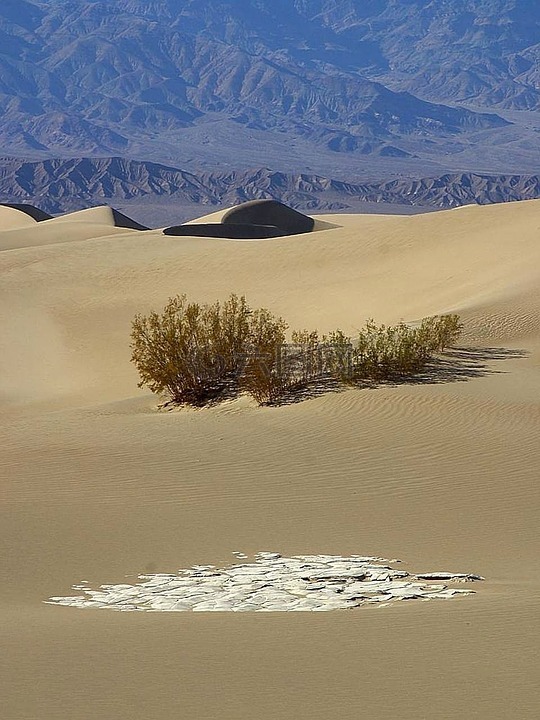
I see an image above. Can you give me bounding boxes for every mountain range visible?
[2,156,539,226]
[0,1,538,211]
[0,1,539,176]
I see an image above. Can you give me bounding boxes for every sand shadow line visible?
[370,346,529,389]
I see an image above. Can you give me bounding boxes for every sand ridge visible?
[1,200,540,410]
[0,204,39,230]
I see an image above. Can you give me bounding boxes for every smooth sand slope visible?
[1,200,540,719]
[0,204,39,230]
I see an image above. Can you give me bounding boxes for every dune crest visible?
[2,198,539,409]
[0,204,38,230]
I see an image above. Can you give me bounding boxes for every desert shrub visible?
[130,293,251,405]
[289,329,322,386]
[212,293,253,369]
[320,330,354,382]
[241,308,290,405]
[416,314,463,352]
[131,294,463,406]
[349,314,463,380]
[353,320,431,379]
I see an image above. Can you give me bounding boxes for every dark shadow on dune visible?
[165,200,317,239]
[111,208,149,230]
[262,377,348,407]
[157,375,250,411]
[164,223,284,239]
[222,199,315,235]
[364,346,530,390]
[0,203,53,221]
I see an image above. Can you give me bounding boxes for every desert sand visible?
[1,200,539,719]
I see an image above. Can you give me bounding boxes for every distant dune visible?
[1,199,540,720]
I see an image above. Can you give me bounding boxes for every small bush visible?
[416,314,463,353]
[130,294,251,405]
[241,308,290,405]
[354,319,431,379]
[321,330,354,383]
[290,329,323,386]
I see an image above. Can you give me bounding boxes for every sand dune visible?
[0,220,138,252]
[43,205,149,230]
[1,200,540,719]
[2,199,539,407]
[0,203,53,222]
[43,205,120,225]
[0,204,38,230]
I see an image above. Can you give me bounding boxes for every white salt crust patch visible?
[45,553,483,612]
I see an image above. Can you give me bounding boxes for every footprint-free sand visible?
[1,201,539,719]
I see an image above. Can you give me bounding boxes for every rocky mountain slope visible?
[2,157,539,225]
[308,0,540,110]
[0,1,538,176]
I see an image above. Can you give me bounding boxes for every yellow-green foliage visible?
[290,329,322,386]
[321,330,354,382]
[351,314,462,379]
[131,294,463,407]
[417,314,463,352]
[130,293,251,405]
[241,308,289,405]
[354,320,431,378]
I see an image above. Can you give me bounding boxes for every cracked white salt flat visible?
[45,553,483,612]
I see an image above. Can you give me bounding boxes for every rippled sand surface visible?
[1,202,540,719]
